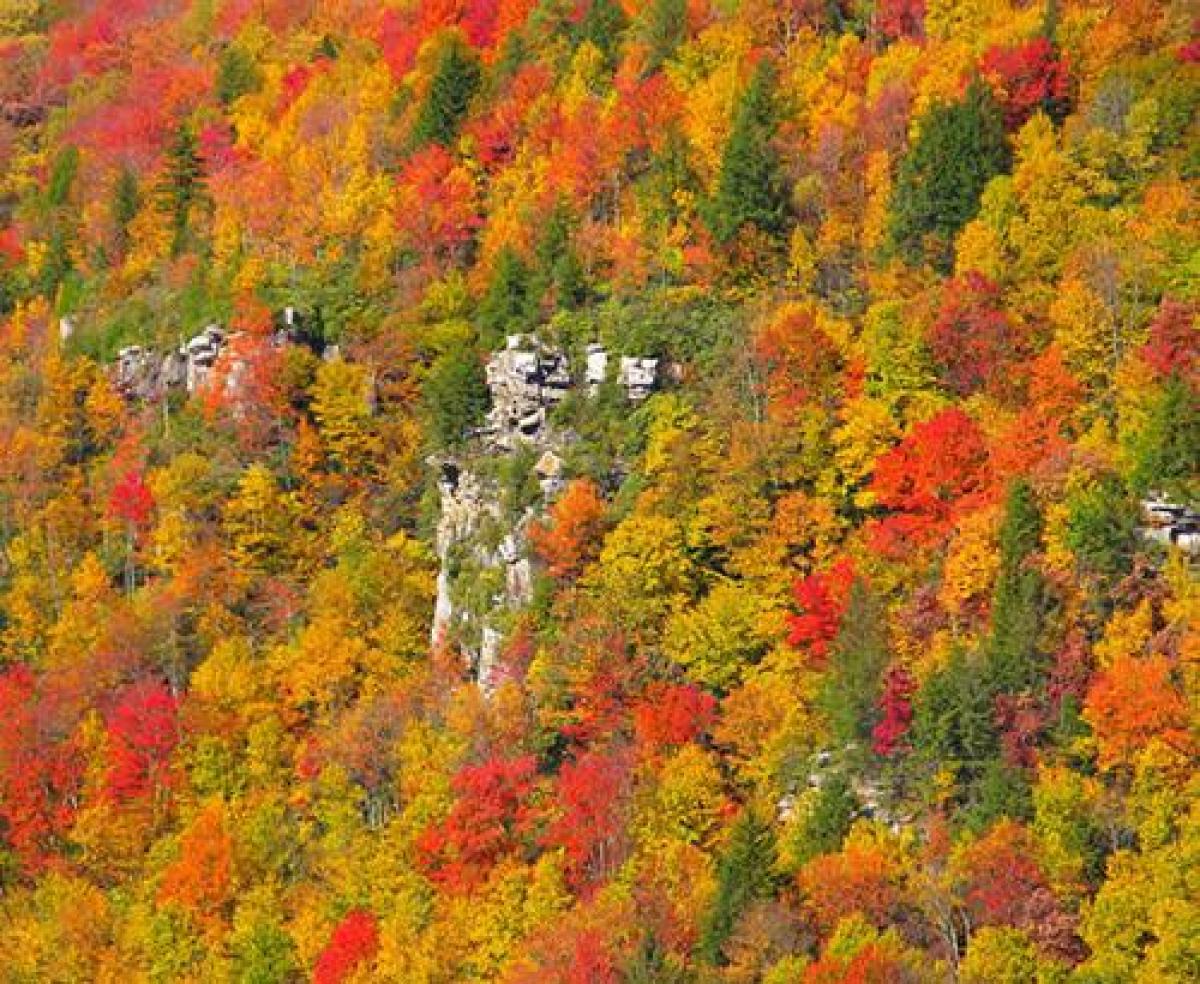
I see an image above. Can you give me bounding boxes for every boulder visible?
[618,356,659,400]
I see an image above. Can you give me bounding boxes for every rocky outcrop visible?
[1140,495,1200,554]
[430,458,535,690]
[113,325,229,402]
[617,355,660,401]
[480,334,572,450]
[432,333,666,690]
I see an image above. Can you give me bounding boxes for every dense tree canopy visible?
[0,0,1196,980]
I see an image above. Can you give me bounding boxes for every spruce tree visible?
[46,145,79,208]
[410,34,482,150]
[912,647,1000,793]
[889,79,1009,270]
[216,46,261,105]
[110,166,140,260]
[535,201,587,310]
[424,348,491,448]
[639,0,686,73]
[707,60,791,245]
[158,122,206,257]
[698,809,777,966]
[819,579,890,752]
[1130,378,1200,502]
[796,772,856,863]
[476,246,537,347]
[985,480,1046,695]
[571,0,628,70]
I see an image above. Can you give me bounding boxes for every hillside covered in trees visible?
[0,0,1197,980]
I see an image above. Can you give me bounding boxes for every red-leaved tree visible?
[868,408,991,556]
[787,559,855,664]
[632,683,716,753]
[981,36,1071,130]
[314,910,380,984]
[105,679,179,805]
[0,665,83,872]
[929,272,1020,397]
[872,665,916,757]
[416,754,541,891]
[543,749,632,891]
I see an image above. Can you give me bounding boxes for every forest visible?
[0,0,1197,981]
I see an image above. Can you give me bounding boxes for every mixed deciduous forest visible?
[0,0,1197,981]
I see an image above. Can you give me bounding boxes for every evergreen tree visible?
[1064,475,1139,597]
[424,348,491,448]
[638,0,686,73]
[962,759,1033,833]
[571,0,628,70]
[707,60,791,245]
[1130,378,1200,502]
[216,46,261,105]
[985,480,1046,695]
[46,145,79,209]
[698,809,777,965]
[796,772,856,863]
[889,79,1009,270]
[819,579,890,752]
[158,122,207,257]
[625,932,691,983]
[535,201,587,310]
[912,648,1000,788]
[476,247,537,347]
[410,34,482,150]
[110,166,140,261]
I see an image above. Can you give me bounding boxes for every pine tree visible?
[707,60,791,245]
[889,79,1009,270]
[424,348,491,448]
[476,247,537,347]
[571,0,628,70]
[797,772,856,863]
[638,0,686,73]
[819,579,890,752]
[410,34,482,150]
[110,167,140,261]
[216,45,261,105]
[985,480,1046,695]
[912,648,1000,790]
[535,201,587,310]
[158,122,207,257]
[1130,378,1200,502]
[46,145,79,209]
[698,809,777,965]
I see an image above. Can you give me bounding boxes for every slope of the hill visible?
[0,1,1197,981]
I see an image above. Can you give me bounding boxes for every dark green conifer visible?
[985,480,1046,695]
[535,201,587,310]
[110,167,140,260]
[158,122,207,257]
[819,579,890,750]
[707,61,791,245]
[889,79,1009,270]
[698,809,777,966]
[477,246,537,347]
[410,35,482,150]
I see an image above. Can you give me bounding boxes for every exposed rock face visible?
[585,343,609,394]
[617,355,660,400]
[114,345,187,401]
[430,459,534,690]
[1140,495,1200,554]
[482,334,572,450]
[184,325,226,392]
[114,325,230,402]
[431,334,668,690]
